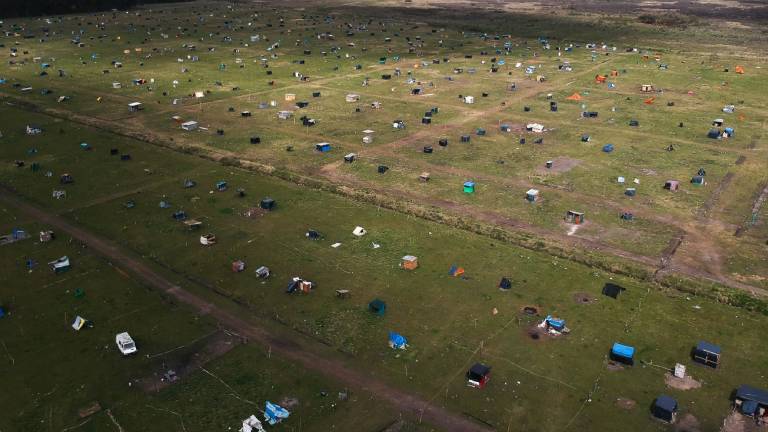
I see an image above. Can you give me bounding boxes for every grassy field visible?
[1,1,768,431]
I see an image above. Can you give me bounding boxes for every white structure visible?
[181,121,198,131]
[345,93,360,102]
[115,332,137,355]
[128,102,142,112]
[352,226,367,237]
[526,123,544,133]
[463,95,475,104]
[200,234,217,245]
[277,110,293,120]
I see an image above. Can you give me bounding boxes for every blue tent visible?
[724,127,735,136]
[264,401,290,425]
[652,395,677,422]
[0,78,6,84]
[602,144,614,153]
[611,342,635,364]
[0,306,5,318]
[315,143,331,152]
[389,331,407,349]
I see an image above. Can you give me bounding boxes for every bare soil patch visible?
[665,372,702,390]
[573,292,596,304]
[607,360,626,371]
[676,413,702,432]
[720,410,766,432]
[615,397,637,410]
[534,157,582,175]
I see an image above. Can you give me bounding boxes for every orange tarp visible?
[644,97,655,105]
[595,75,607,83]
[566,92,583,101]
[735,65,745,74]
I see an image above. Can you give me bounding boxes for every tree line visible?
[2,0,191,19]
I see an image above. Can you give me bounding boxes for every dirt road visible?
[0,187,492,432]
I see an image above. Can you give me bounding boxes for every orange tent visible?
[644,97,655,105]
[610,70,619,77]
[566,92,583,101]
[735,65,745,74]
[595,75,607,83]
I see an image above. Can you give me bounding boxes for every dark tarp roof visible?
[696,341,721,355]
[736,385,768,406]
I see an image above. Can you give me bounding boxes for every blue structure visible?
[724,127,735,136]
[215,181,228,191]
[707,128,720,139]
[315,143,331,152]
[693,341,721,368]
[610,342,635,365]
[652,395,678,423]
[735,385,768,416]
[602,144,614,153]
[264,401,290,425]
[544,315,565,332]
[388,331,407,349]
[463,181,475,193]
[368,299,386,316]
[0,306,5,318]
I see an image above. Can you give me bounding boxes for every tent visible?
[526,189,539,202]
[72,315,87,331]
[691,176,705,185]
[368,299,386,316]
[693,341,721,368]
[467,363,491,388]
[499,277,512,290]
[352,226,367,237]
[232,260,246,273]
[264,401,290,426]
[49,256,70,273]
[315,143,331,153]
[260,198,276,210]
[240,415,266,432]
[388,331,408,349]
[735,65,745,74]
[664,180,680,191]
[449,265,465,277]
[463,181,475,194]
[602,283,625,298]
[610,342,635,365]
[652,395,677,423]
[566,92,582,101]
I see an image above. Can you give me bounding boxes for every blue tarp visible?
[389,331,407,349]
[545,315,565,331]
[724,127,735,135]
[464,181,475,188]
[264,401,290,425]
[611,342,634,359]
[696,341,721,355]
[602,144,614,153]
[0,307,5,318]
[315,143,331,152]
[736,385,768,406]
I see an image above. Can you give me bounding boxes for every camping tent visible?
[264,402,290,425]
[388,331,408,349]
[368,299,386,316]
[652,395,677,423]
[566,92,582,101]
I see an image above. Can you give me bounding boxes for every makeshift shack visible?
[260,198,276,211]
[610,342,635,365]
[315,143,331,153]
[734,385,768,417]
[499,277,512,290]
[200,234,217,246]
[181,121,198,131]
[49,256,70,273]
[526,189,539,202]
[128,102,143,112]
[467,363,491,388]
[664,180,680,191]
[401,255,419,270]
[463,181,475,194]
[652,395,678,423]
[602,283,625,299]
[565,210,584,224]
[692,341,721,368]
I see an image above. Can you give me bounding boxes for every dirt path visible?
[0,187,491,432]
